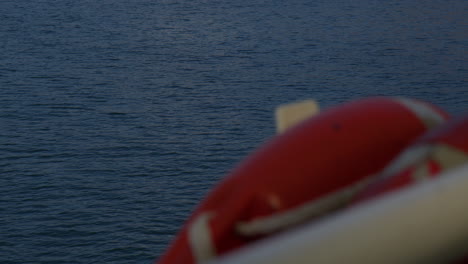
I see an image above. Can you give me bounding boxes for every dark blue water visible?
[1,0,466,263]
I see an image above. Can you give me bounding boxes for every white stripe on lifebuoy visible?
[189,212,216,263]
[377,145,432,181]
[393,97,445,128]
[235,176,373,237]
[432,144,468,170]
[410,144,468,182]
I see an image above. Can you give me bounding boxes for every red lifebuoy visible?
[157,97,449,264]
[352,114,468,204]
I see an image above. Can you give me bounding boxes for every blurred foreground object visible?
[156,97,449,264]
